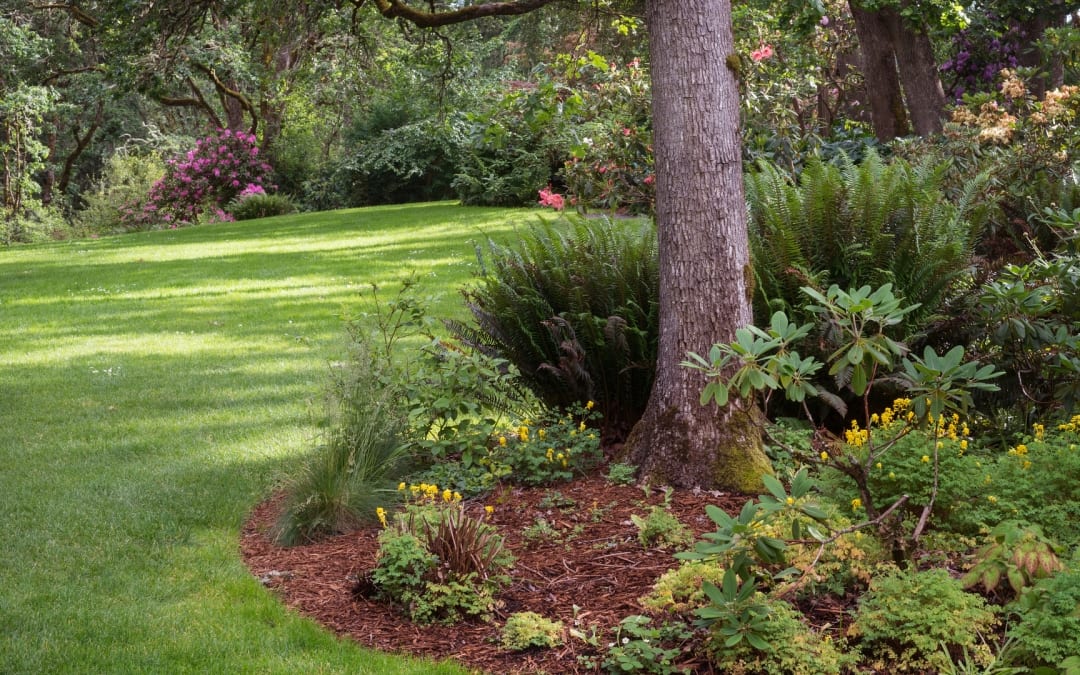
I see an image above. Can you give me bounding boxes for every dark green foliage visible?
[227,193,298,220]
[452,83,566,207]
[449,215,658,441]
[339,117,466,206]
[745,150,990,343]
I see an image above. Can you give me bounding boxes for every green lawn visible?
[0,203,532,674]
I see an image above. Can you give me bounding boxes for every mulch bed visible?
[240,475,748,673]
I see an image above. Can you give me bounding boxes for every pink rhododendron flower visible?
[538,186,565,210]
[750,44,774,61]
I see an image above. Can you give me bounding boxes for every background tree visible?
[350,0,772,489]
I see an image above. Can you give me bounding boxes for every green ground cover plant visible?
[0,202,531,673]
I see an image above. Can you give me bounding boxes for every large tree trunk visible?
[849,1,910,141]
[624,0,772,491]
[886,3,945,136]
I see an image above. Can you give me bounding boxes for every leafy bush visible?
[489,402,603,486]
[850,567,998,672]
[975,254,1080,434]
[744,150,990,342]
[592,615,692,675]
[453,83,562,207]
[342,117,465,206]
[76,151,166,233]
[147,129,274,225]
[706,595,853,675]
[501,611,563,651]
[227,190,297,220]
[558,53,654,214]
[961,520,1064,600]
[272,335,410,545]
[373,501,513,624]
[450,214,658,442]
[986,417,1080,547]
[1007,559,1080,667]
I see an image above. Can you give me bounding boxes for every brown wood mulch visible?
[240,475,748,674]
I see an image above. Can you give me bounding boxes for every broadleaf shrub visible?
[147,129,274,225]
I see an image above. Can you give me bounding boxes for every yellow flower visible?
[960,440,968,451]
[1022,460,1032,470]
[484,505,494,515]
[1015,444,1028,456]
[987,495,998,504]
[586,400,595,410]
[785,496,795,506]
[889,471,896,479]
[579,421,587,432]
[921,455,930,463]
[442,489,453,502]
[1034,423,1045,441]
[498,436,507,447]
[538,429,546,440]
[518,426,529,442]
[936,441,944,450]
[546,448,554,461]
[851,498,863,511]
[398,482,406,491]
[820,451,829,462]
[453,491,462,502]
[876,462,883,470]
[376,507,388,528]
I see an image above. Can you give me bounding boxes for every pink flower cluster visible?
[751,44,775,62]
[538,185,566,210]
[142,129,273,225]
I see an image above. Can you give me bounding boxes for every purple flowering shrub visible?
[939,13,1022,101]
[138,129,273,227]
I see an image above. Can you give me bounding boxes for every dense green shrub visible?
[450,214,658,442]
[1007,558,1080,667]
[227,192,297,220]
[706,595,853,675]
[744,150,990,341]
[341,117,466,206]
[501,611,563,651]
[75,151,166,233]
[558,53,654,214]
[973,253,1080,436]
[850,567,998,672]
[452,84,562,207]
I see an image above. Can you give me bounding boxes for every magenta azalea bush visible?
[132,129,273,227]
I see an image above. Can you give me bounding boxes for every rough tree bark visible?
[849,1,910,141]
[621,0,772,491]
[886,2,945,136]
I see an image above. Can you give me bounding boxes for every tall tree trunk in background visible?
[624,0,772,491]
[886,3,945,136]
[850,1,909,141]
[1015,12,1066,98]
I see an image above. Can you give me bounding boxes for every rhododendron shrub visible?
[145,130,273,225]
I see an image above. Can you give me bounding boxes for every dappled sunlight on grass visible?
[0,202,532,673]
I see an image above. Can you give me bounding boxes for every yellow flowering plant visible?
[488,401,603,486]
[688,284,1002,557]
